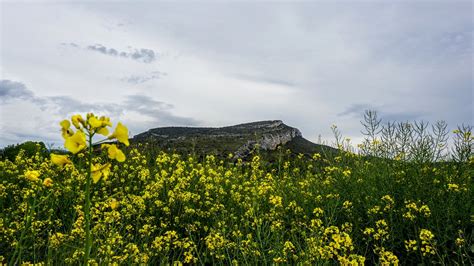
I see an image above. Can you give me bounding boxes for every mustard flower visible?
[103,144,126,162]
[60,119,73,139]
[108,122,129,146]
[43,177,53,187]
[50,154,72,167]
[25,170,41,182]
[64,131,87,154]
[91,163,111,183]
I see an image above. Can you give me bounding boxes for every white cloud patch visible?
[0,1,472,147]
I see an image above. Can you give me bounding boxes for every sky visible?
[0,0,472,148]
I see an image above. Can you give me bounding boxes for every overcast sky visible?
[0,1,472,148]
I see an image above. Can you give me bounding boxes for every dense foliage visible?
[0,143,472,264]
[0,111,472,265]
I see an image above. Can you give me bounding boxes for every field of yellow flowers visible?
[0,113,472,265]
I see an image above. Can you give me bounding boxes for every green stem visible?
[84,133,93,265]
[10,198,33,266]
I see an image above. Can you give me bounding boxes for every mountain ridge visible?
[132,120,337,159]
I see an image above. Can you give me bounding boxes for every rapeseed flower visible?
[25,170,41,182]
[60,120,73,139]
[43,177,53,187]
[64,131,87,154]
[109,122,129,146]
[91,163,111,183]
[103,144,126,162]
[71,114,84,129]
[50,154,72,167]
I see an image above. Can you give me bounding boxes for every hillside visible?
[132,120,337,158]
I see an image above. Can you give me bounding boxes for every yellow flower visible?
[60,119,70,130]
[64,130,87,154]
[110,198,119,210]
[103,144,126,162]
[88,115,102,129]
[25,170,41,182]
[97,127,109,136]
[50,154,72,167]
[60,120,73,139]
[109,122,129,146]
[43,178,53,187]
[71,114,84,129]
[91,163,111,183]
[100,116,112,127]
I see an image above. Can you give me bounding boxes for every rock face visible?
[132,120,303,158]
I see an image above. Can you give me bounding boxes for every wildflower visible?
[25,170,40,182]
[419,229,436,256]
[447,183,460,192]
[91,163,111,183]
[110,198,119,210]
[64,131,87,154]
[342,201,353,210]
[50,154,72,167]
[71,114,84,129]
[455,237,465,247]
[108,122,129,146]
[43,177,53,187]
[87,115,102,129]
[103,144,126,162]
[405,239,417,252]
[378,248,399,265]
[60,119,73,139]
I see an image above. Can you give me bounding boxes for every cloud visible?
[123,95,199,126]
[1,2,472,146]
[235,74,297,88]
[61,42,158,63]
[0,79,197,146]
[122,71,167,84]
[338,103,425,122]
[0,80,35,102]
[337,104,374,117]
[87,44,157,63]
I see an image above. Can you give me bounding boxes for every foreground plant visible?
[52,113,129,264]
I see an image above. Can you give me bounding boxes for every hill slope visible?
[132,120,337,158]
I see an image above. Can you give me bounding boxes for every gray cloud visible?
[2,2,472,146]
[61,42,158,63]
[122,71,167,84]
[338,103,424,122]
[61,42,79,48]
[235,74,296,88]
[47,96,123,115]
[87,44,157,63]
[337,104,373,117]
[0,80,35,102]
[123,95,198,126]
[0,80,197,145]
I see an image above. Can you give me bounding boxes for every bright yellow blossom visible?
[71,114,84,129]
[50,154,72,167]
[110,198,119,210]
[43,178,53,187]
[109,122,129,146]
[88,115,102,129]
[64,131,87,154]
[60,119,73,139]
[103,144,126,162]
[25,170,41,182]
[91,163,111,183]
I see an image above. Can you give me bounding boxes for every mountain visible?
[132,120,337,159]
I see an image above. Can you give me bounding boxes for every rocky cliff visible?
[132,120,334,159]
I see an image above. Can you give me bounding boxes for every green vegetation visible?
[0,111,472,265]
